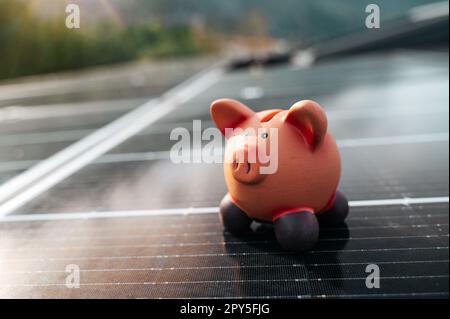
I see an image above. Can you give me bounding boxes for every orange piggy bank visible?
[210,99,349,251]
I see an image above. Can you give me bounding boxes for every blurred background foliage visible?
[0,0,437,80]
[0,0,218,80]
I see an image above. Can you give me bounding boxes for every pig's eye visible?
[260,132,269,139]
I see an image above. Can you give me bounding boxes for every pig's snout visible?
[229,145,266,184]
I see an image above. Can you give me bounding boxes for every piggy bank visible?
[210,99,349,251]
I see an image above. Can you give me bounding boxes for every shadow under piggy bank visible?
[223,222,350,298]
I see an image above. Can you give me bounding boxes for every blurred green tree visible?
[0,0,217,80]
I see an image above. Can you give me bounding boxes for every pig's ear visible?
[210,99,255,136]
[284,100,328,150]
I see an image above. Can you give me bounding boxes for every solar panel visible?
[0,50,448,298]
[0,203,448,298]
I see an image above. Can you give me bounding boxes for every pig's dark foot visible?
[219,194,252,234]
[317,191,349,225]
[274,211,319,251]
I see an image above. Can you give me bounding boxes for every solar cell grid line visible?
[0,235,448,253]
[1,131,443,175]
[12,142,447,214]
[2,203,447,223]
[2,198,448,224]
[1,131,447,174]
[1,208,448,229]
[0,205,433,224]
[1,255,448,276]
[0,102,446,149]
[0,224,448,243]
[1,260,448,273]
[1,249,448,273]
[0,225,447,244]
[1,242,447,261]
[0,98,147,118]
[1,275,448,287]
[0,108,123,134]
